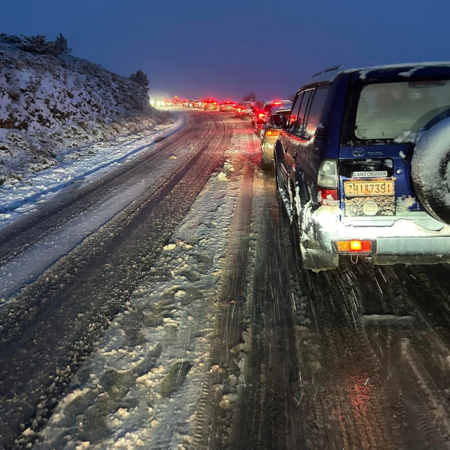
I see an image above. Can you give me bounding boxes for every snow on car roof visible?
[305,61,450,85]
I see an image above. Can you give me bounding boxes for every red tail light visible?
[214,102,217,105]
[336,240,372,253]
[259,113,268,120]
[317,188,338,206]
[266,130,280,137]
[237,108,241,112]
[273,101,282,105]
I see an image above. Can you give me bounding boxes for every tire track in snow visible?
[0,111,232,450]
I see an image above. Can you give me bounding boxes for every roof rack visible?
[305,64,346,85]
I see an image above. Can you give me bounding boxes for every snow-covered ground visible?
[0,114,183,229]
[31,125,257,449]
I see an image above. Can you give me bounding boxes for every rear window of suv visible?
[342,79,450,143]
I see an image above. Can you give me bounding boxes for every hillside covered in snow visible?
[0,34,170,181]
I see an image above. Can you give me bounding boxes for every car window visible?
[270,112,289,128]
[288,93,303,132]
[304,86,329,138]
[354,80,450,140]
[292,89,313,135]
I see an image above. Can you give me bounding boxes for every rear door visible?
[285,89,314,186]
[278,92,304,185]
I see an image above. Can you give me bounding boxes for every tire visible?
[412,117,450,224]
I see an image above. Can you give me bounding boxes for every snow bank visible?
[0,38,171,180]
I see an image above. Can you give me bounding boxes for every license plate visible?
[344,180,394,197]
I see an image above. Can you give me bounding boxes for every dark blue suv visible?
[275,63,450,270]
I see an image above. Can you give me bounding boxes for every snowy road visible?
[1,111,450,450]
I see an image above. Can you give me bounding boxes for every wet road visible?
[0,111,232,449]
[190,127,450,449]
[1,111,450,449]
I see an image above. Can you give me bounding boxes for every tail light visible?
[214,102,217,105]
[273,101,282,105]
[317,160,338,205]
[258,113,268,120]
[233,103,236,106]
[336,240,372,253]
[237,108,241,112]
[266,130,280,137]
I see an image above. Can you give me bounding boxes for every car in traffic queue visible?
[235,103,244,118]
[260,107,291,171]
[240,101,255,120]
[192,100,202,108]
[274,63,450,271]
[252,100,292,133]
[219,100,236,112]
[203,98,219,110]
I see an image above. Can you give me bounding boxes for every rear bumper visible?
[311,206,450,262]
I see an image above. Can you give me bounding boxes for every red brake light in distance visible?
[273,101,282,105]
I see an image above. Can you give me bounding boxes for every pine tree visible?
[53,33,72,55]
[243,92,257,101]
[129,70,150,89]
[20,35,50,54]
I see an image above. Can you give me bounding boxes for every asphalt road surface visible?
[1,110,450,450]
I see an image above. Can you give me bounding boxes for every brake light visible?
[336,240,372,253]
[317,188,338,206]
[237,108,241,112]
[273,101,282,105]
[233,103,236,106]
[266,130,280,136]
[259,113,268,120]
[214,102,217,104]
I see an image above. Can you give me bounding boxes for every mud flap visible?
[301,245,339,271]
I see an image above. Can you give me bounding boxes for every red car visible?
[219,100,236,112]
[203,99,219,111]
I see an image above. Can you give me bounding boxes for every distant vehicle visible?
[219,100,236,112]
[260,107,291,171]
[162,99,172,107]
[193,100,202,108]
[235,103,244,118]
[252,100,292,133]
[203,98,219,111]
[275,62,450,270]
[240,101,255,120]
[181,99,189,107]
[173,98,181,106]
[188,99,196,108]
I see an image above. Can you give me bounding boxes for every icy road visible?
[1,111,450,450]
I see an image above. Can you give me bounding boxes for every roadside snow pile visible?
[0,34,171,181]
[0,115,184,226]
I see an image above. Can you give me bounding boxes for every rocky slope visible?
[0,35,170,181]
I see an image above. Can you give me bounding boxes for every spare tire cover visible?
[412,117,450,225]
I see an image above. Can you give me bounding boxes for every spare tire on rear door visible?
[412,117,450,225]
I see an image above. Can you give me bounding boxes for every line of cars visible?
[258,62,450,271]
[169,98,240,111]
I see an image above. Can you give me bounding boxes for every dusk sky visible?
[1,0,449,101]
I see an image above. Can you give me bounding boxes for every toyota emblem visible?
[352,148,366,157]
